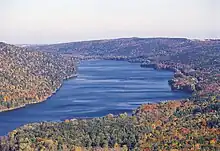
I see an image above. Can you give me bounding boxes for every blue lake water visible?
[0,60,189,135]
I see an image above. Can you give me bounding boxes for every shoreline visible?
[0,74,78,113]
[140,62,195,94]
[0,59,191,113]
[104,58,193,95]
[81,58,192,96]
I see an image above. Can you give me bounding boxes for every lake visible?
[0,60,189,135]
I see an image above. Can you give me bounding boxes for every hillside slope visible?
[0,42,77,111]
[30,38,192,57]
[30,38,220,96]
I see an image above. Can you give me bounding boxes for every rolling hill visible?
[0,42,77,111]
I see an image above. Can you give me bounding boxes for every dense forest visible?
[0,42,77,111]
[0,38,220,150]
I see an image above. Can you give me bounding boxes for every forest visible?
[0,42,77,111]
[0,38,219,150]
[0,97,219,150]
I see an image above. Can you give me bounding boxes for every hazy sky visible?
[0,0,219,44]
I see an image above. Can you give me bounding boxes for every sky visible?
[0,0,219,44]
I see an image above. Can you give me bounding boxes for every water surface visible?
[0,60,189,135]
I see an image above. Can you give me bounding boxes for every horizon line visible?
[2,36,220,45]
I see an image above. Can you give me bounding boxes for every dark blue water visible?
[0,60,189,135]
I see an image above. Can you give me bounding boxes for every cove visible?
[0,60,189,135]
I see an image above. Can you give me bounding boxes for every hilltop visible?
[0,42,77,111]
[29,37,192,57]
